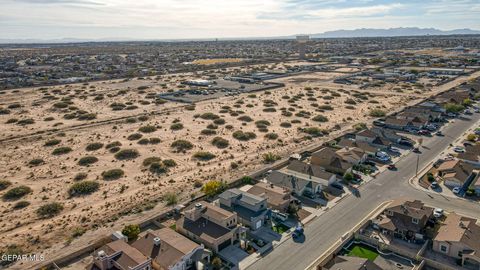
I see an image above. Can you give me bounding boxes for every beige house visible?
[246,182,292,212]
[437,160,475,188]
[433,212,480,268]
[176,201,238,253]
[90,239,152,270]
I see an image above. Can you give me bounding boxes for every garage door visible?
[218,239,231,251]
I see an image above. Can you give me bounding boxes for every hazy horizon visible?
[1,0,480,41]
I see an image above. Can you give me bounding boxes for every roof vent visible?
[153,237,161,246]
[97,250,107,258]
[195,203,203,208]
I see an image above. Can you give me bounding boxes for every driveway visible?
[219,245,250,266]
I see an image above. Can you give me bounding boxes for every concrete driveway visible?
[219,245,250,266]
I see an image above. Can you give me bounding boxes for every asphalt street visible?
[247,113,480,270]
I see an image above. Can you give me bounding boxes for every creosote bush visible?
[69,181,100,196]
[211,137,229,149]
[193,151,216,161]
[102,169,124,180]
[0,180,12,191]
[52,146,72,155]
[36,202,64,219]
[171,140,193,151]
[3,186,32,201]
[114,149,140,160]
[78,156,99,166]
[232,130,256,141]
[44,139,61,146]
[138,125,157,133]
[86,142,104,151]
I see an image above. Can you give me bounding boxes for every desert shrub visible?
[444,103,464,113]
[137,138,150,145]
[86,142,104,151]
[78,113,96,120]
[149,162,167,174]
[25,156,43,166]
[74,172,88,181]
[6,118,17,124]
[265,133,279,140]
[206,123,218,129]
[69,181,100,196]
[369,109,386,117]
[302,127,328,137]
[232,131,256,141]
[201,129,216,135]
[345,99,357,105]
[127,133,143,140]
[170,123,184,130]
[44,116,55,121]
[36,202,64,218]
[125,105,138,110]
[102,169,124,180]
[263,108,277,112]
[13,201,30,210]
[105,141,122,149]
[280,122,292,128]
[52,146,72,155]
[213,118,226,125]
[193,151,216,160]
[318,105,333,111]
[162,159,177,167]
[164,192,178,206]
[171,140,193,151]
[138,115,149,121]
[0,180,12,191]
[143,157,162,167]
[255,120,271,127]
[53,102,69,109]
[263,152,281,163]
[199,113,219,120]
[109,146,121,153]
[114,149,139,160]
[237,115,253,122]
[126,118,137,123]
[3,185,32,201]
[211,137,229,149]
[110,102,126,110]
[0,107,11,114]
[353,123,367,131]
[312,115,329,122]
[185,104,195,110]
[78,156,99,166]
[17,118,35,125]
[149,137,161,144]
[139,125,157,133]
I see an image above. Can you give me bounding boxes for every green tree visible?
[211,257,222,270]
[122,224,140,241]
[343,172,354,182]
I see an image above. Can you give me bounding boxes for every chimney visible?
[153,237,161,246]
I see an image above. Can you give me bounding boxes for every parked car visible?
[387,164,397,170]
[292,225,304,238]
[453,187,461,194]
[389,147,401,154]
[453,146,466,153]
[464,109,472,115]
[418,130,431,136]
[398,139,413,147]
[430,181,439,189]
[373,120,385,127]
[435,131,444,136]
[433,208,444,218]
[413,147,421,153]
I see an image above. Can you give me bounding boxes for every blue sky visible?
[1,0,479,40]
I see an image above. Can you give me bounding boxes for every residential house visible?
[176,201,238,252]
[218,189,269,230]
[375,199,433,241]
[337,138,379,156]
[436,160,475,188]
[245,182,292,212]
[90,240,152,270]
[131,228,206,270]
[321,256,382,270]
[336,147,367,165]
[384,117,410,130]
[457,144,480,167]
[433,212,480,268]
[311,147,359,175]
[370,127,404,144]
[355,130,392,150]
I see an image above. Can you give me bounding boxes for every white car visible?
[433,208,444,218]
[453,187,461,194]
[453,146,466,153]
[389,147,401,154]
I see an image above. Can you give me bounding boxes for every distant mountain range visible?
[1,27,479,44]
[308,27,480,38]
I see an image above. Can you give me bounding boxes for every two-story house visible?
[218,189,269,230]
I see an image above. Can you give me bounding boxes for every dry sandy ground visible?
[0,63,474,269]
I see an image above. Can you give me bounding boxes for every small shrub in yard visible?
[211,137,229,149]
[13,201,30,210]
[265,133,279,140]
[193,151,216,160]
[36,202,64,219]
[69,181,100,196]
[3,186,32,201]
[162,159,177,167]
[28,158,44,166]
[143,157,161,167]
[78,156,99,166]
[127,133,143,141]
[114,149,140,160]
[312,115,329,122]
[369,109,386,117]
[170,123,184,130]
[0,180,12,191]
[139,125,157,133]
[52,146,72,155]
[86,142,104,151]
[102,169,124,180]
[232,131,256,141]
[122,224,140,241]
[171,140,193,151]
[44,139,61,146]
[164,192,178,206]
[149,162,168,174]
[263,152,281,163]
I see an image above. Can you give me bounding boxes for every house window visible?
[387,210,393,216]
[440,245,448,253]
[412,218,419,224]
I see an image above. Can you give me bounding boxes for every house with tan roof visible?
[374,199,433,241]
[311,147,356,175]
[245,182,292,212]
[176,201,238,252]
[437,160,475,188]
[457,144,480,167]
[131,228,207,270]
[433,212,480,268]
[90,239,152,270]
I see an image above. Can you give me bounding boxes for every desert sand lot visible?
[0,64,468,268]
